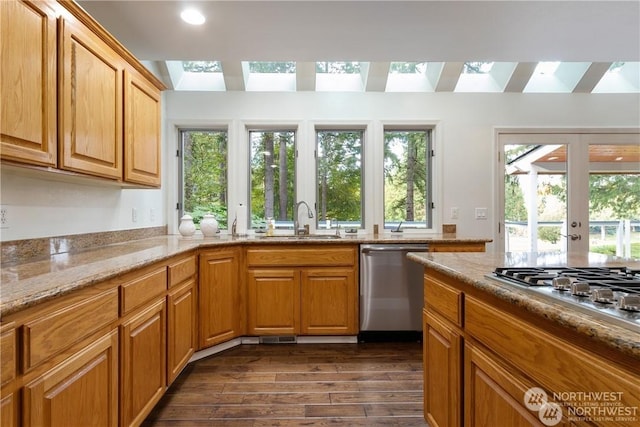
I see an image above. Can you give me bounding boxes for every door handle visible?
[562,233,581,241]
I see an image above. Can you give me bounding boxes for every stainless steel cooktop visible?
[488,267,640,329]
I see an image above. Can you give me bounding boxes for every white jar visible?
[178,214,196,237]
[200,214,219,237]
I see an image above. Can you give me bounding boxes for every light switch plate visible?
[475,207,488,220]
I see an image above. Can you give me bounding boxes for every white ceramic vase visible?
[178,214,196,237]
[200,214,219,237]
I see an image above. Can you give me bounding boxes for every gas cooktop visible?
[488,266,640,329]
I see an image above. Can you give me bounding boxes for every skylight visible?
[389,62,428,74]
[463,62,494,74]
[159,60,639,93]
[316,62,361,74]
[182,61,222,73]
[534,62,561,75]
[248,62,296,73]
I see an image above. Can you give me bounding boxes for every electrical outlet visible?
[450,207,459,219]
[132,208,138,223]
[0,207,7,228]
[475,207,488,220]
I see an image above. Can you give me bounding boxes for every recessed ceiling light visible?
[181,8,205,25]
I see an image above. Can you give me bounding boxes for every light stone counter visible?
[407,251,640,360]
[0,233,490,317]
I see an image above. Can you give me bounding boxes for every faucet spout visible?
[294,201,314,235]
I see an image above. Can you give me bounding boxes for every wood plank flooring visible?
[143,342,427,426]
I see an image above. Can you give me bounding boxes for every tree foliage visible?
[182,131,227,226]
[317,131,362,222]
[250,131,295,225]
[384,131,428,224]
[589,174,640,219]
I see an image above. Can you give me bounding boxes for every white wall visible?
[2,91,638,246]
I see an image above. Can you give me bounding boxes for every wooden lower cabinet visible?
[247,268,300,335]
[1,392,17,427]
[22,330,119,427]
[199,248,242,348]
[167,279,196,384]
[423,267,640,427]
[246,245,358,337]
[465,342,551,427]
[120,298,166,427]
[300,268,357,335]
[423,309,462,427]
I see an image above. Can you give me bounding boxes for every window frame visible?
[382,124,436,231]
[314,126,366,230]
[247,126,298,231]
[178,127,229,228]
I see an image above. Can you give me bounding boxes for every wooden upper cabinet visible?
[0,0,57,166]
[58,13,123,180]
[124,68,162,186]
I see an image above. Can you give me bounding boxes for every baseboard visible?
[357,330,422,343]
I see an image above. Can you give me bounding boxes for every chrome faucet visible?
[294,201,314,235]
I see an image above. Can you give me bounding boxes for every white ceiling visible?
[77,1,640,92]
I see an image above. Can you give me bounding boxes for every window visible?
[249,130,296,230]
[316,130,363,229]
[180,129,228,228]
[383,129,432,229]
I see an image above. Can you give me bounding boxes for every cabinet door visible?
[424,310,462,427]
[199,248,242,348]
[124,68,161,187]
[0,392,17,427]
[167,279,196,384]
[465,342,552,427]
[247,269,299,335]
[59,14,123,179]
[0,0,57,166]
[23,330,118,427]
[300,267,357,335]
[120,298,166,427]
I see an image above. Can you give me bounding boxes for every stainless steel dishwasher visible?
[359,243,429,341]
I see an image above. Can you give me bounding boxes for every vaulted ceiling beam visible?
[364,62,390,92]
[296,62,316,91]
[573,62,612,93]
[435,62,464,92]
[503,62,537,92]
[221,61,246,91]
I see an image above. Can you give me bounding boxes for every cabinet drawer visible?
[0,323,16,385]
[247,245,356,267]
[424,274,463,327]
[121,267,167,314]
[22,287,119,371]
[168,255,196,288]
[465,296,640,413]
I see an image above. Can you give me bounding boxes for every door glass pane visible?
[249,130,296,230]
[316,130,363,229]
[588,144,640,258]
[181,130,228,228]
[504,144,567,252]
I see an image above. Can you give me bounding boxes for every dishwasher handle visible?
[361,246,429,253]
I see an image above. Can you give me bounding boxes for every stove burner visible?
[490,266,640,328]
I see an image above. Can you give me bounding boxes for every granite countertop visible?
[407,251,640,360]
[0,233,490,317]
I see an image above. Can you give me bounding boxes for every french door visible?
[497,131,640,256]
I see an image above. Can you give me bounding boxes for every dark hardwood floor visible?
[143,341,427,426]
